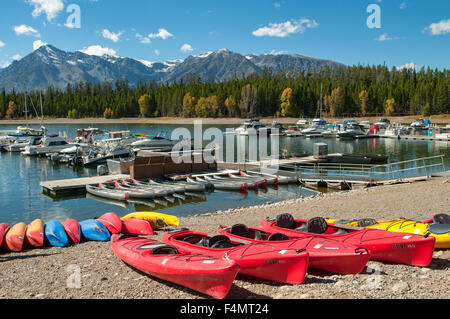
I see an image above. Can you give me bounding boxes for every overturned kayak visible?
[86,184,129,201]
[217,224,370,274]
[163,229,309,284]
[2,223,27,252]
[0,223,10,248]
[45,220,70,247]
[327,216,449,249]
[111,234,239,299]
[121,218,154,235]
[79,219,111,242]
[62,219,81,244]
[121,212,179,229]
[261,214,436,266]
[25,219,44,248]
[97,212,122,234]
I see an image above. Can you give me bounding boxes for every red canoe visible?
[62,219,81,244]
[260,214,435,267]
[162,229,309,284]
[2,223,27,252]
[217,224,371,274]
[111,234,239,299]
[97,212,122,234]
[121,218,154,236]
[0,223,10,248]
[25,219,44,248]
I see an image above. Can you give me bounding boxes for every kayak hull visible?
[121,212,179,229]
[44,220,70,247]
[0,223,11,249]
[97,212,122,234]
[111,235,239,299]
[163,230,309,284]
[121,218,154,236]
[3,223,27,252]
[79,219,111,242]
[25,219,44,248]
[62,219,81,244]
[261,217,436,267]
[217,226,370,274]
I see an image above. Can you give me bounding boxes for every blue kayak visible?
[79,219,111,241]
[44,220,69,247]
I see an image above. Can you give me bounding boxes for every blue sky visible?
[1,0,449,69]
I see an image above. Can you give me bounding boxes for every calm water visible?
[0,123,449,226]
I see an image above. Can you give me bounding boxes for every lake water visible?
[0,122,449,226]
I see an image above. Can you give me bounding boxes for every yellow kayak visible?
[121,212,179,229]
[326,218,450,249]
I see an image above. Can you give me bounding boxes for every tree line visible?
[0,65,448,120]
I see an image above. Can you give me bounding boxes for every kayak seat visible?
[267,233,290,241]
[276,213,296,229]
[209,235,233,249]
[138,244,180,255]
[182,234,208,247]
[427,223,450,235]
[230,224,251,238]
[433,214,450,224]
[329,228,348,235]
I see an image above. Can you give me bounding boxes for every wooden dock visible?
[41,174,129,195]
[380,135,450,142]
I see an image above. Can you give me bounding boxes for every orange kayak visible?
[25,219,44,248]
[3,223,27,252]
[0,223,10,248]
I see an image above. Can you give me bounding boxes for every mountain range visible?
[0,45,345,92]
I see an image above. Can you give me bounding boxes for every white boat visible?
[360,121,371,130]
[131,130,178,148]
[374,118,391,130]
[301,119,329,136]
[22,135,77,156]
[337,123,367,138]
[5,136,42,152]
[296,119,310,128]
[410,118,429,129]
[435,133,450,139]
[234,118,269,135]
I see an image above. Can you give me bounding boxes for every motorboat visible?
[337,123,367,138]
[5,136,42,152]
[301,118,328,136]
[269,121,285,135]
[131,130,179,148]
[410,119,429,129]
[22,135,77,156]
[295,119,310,128]
[359,121,371,130]
[374,118,391,130]
[234,118,270,135]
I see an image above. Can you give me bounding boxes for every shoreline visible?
[0,114,449,126]
[0,177,449,299]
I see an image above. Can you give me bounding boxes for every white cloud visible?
[26,0,64,21]
[154,49,160,56]
[12,54,22,60]
[274,2,281,8]
[400,2,407,9]
[180,43,193,52]
[375,33,393,41]
[0,41,5,48]
[33,39,47,50]
[252,18,319,37]
[423,19,450,35]
[268,49,288,55]
[136,33,151,44]
[148,28,174,40]
[102,29,124,42]
[79,45,118,57]
[14,24,40,37]
[397,62,419,71]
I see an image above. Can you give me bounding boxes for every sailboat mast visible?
[24,94,28,127]
[320,83,323,119]
[39,90,43,126]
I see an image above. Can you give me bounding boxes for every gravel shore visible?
[0,177,449,300]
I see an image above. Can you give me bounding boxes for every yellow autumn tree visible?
[280,88,294,117]
[138,94,153,117]
[385,98,396,116]
[5,101,16,119]
[182,92,196,117]
[359,90,369,116]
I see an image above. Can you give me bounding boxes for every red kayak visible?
[260,214,435,267]
[62,219,81,244]
[97,213,122,234]
[217,224,371,274]
[0,223,10,249]
[121,218,154,236]
[162,229,309,284]
[2,223,27,252]
[111,234,239,299]
[24,219,44,248]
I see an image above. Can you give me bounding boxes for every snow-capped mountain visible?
[0,45,344,91]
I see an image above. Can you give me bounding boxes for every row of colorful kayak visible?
[0,212,180,252]
[111,213,449,299]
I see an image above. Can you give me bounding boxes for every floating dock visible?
[41,174,129,195]
[380,135,450,141]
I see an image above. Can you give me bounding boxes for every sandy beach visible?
[1,115,449,126]
[0,177,449,300]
